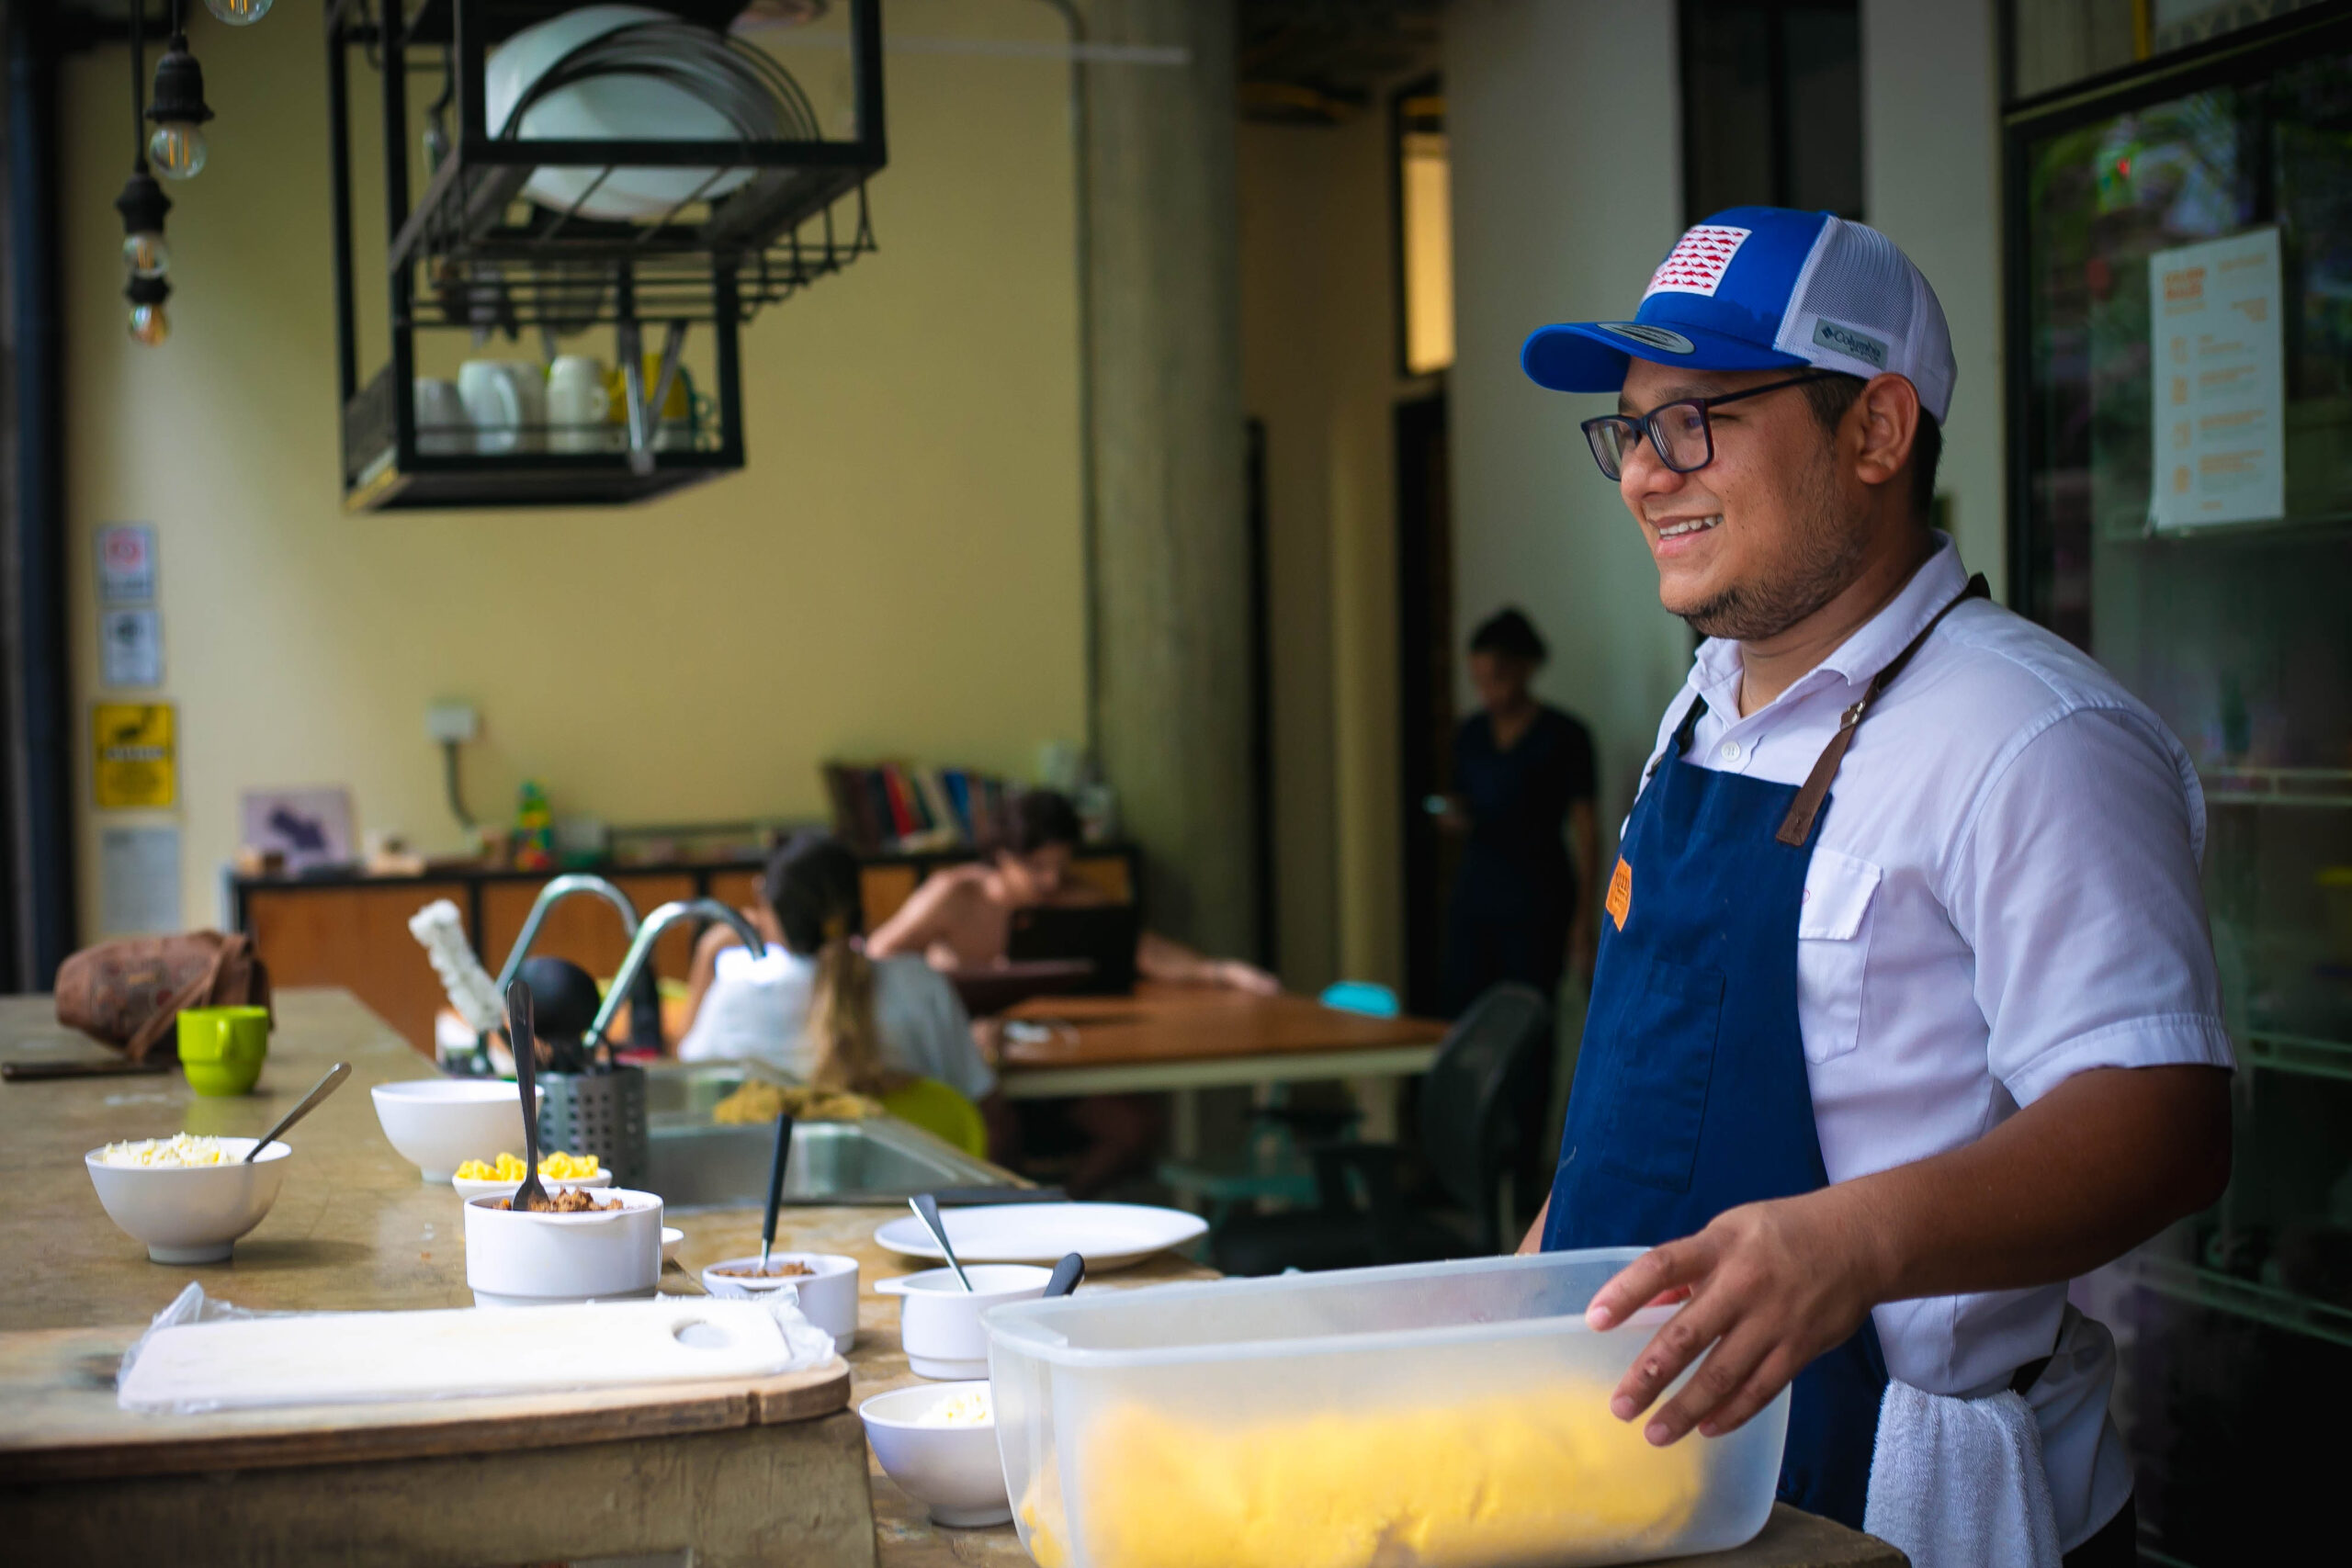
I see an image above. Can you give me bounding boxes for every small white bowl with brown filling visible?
[462,1186,662,1307]
[700,1252,859,1348]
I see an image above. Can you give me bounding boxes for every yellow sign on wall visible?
[93,703,176,809]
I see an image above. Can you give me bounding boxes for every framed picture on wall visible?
[239,787,356,872]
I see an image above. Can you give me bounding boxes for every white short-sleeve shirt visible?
[677,945,995,1103]
[1635,535,2233,1549]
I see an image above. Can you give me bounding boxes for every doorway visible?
[1395,390,1453,1018]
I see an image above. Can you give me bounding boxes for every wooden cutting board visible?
[0,1322,849,1484]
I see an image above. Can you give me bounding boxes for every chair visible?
[1211,984,1554,1276]
[882,1077,989,1159]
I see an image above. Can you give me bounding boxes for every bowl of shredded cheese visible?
[859,1381,1007,1527]
[85,1134,291,1263]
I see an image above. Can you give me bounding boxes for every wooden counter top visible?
[0,990,1900,1568]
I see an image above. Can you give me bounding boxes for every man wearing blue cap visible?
[1513,209,2233,1566]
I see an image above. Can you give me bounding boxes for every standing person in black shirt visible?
[1440,609,1600,1200]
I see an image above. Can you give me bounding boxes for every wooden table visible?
[998,984,1449,1152]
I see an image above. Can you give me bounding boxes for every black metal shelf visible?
[326,0,886,510]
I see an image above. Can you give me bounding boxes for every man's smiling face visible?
[1615,359,1865,642]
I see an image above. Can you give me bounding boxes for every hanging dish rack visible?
[327,0,885,510]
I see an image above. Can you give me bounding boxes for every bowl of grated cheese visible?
[859,1381,1008,1527]
[85,1134,291,1263]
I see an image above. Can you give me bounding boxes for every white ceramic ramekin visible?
[462,1186,662,1307]
[701,1252,859,1348]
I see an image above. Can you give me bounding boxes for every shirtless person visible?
[867,790,1279,993]
[868,790,1278,1195]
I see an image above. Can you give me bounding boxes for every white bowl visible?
[859,1382,1009,1528]
[451,1168,613,1203]
[372,1079,543,1183]
[876,1264,1049,1380]
[702,1252,859,1348]
[485,4,767,220]
[463,1186,663,1308]
[662,1225,684,1266]
[85,1138,291,1263]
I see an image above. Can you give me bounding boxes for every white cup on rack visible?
[458,359,526,455]
[413,378,468,456]
[546,355,610,454]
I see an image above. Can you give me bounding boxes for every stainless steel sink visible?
[643,1064,1002,1209]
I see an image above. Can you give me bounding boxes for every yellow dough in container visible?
[1020,1379,1704,1568]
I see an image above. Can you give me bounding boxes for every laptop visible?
[1005,904,1141,996]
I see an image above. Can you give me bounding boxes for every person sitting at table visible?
[866,789,1273,1197]
[866,789,1280,993]
[678,832,1010,1155]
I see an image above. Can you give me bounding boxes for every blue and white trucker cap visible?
[1521,207,1956,423]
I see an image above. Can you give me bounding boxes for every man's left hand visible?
[1583,1190,1885,1445]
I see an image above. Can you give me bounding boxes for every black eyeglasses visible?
[1581,371,1840,480]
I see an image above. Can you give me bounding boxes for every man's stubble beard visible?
[1672,450,1868,642]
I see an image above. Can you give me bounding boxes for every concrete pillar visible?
[1080,0,1254,956]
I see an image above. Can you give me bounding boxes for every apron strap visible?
[1775,573,1991,848]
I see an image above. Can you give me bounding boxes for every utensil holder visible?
[537,1067,649,1189]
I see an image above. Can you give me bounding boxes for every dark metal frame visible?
[3,1,78,988]
[1676,0,1862,227]
[1996,1,2352,624]
[324,0,887,511]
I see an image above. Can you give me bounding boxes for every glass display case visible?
[2007,8,2352,1561]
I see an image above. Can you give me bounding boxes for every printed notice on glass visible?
[100,825,181,936]
[2149,227,2285,531]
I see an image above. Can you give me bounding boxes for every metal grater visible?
[536,1067,650,1190]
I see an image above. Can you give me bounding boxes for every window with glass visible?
[2008,8,2352,1561]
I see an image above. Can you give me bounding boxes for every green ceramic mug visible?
[177,1005,270,1097]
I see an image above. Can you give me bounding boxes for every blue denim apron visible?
[1544,577,1986,1529]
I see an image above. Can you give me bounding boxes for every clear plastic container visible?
[983,1248,1788,1568]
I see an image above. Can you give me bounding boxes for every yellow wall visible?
[60,2,1086,937]
[1238,101,1429,995]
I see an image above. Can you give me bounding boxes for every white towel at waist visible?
[1863,1331,2069,1568]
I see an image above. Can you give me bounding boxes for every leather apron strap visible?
[1775,574,1991,847]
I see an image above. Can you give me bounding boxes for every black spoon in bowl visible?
[506,979,550,1213]
[1044,1251,1085,1299]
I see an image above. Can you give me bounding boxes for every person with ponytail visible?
[679,835,999,1126]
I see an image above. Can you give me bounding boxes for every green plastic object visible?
[177,1004,271,1096]
[882,1076,989,1159]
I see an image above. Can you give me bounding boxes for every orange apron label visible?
[1606,856,1632,931]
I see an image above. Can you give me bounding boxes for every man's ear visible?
[1849,373,1921,493]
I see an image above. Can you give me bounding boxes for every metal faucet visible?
[586,898,769,1047]
[494,874,642,996]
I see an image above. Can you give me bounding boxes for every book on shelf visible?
[819,760,1022,855]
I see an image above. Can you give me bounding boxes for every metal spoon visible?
[910,1192,971,1292]
[243,1063,350,1162]
[759,1112,795,1275]
[506,979,550,1213]
[1044,1250,1085,1299]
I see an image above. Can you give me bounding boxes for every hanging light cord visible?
[130,0,148,171]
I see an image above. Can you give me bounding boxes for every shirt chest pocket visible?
[1795,848,1882,1064]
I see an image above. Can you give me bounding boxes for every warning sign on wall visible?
[93,703,176,809]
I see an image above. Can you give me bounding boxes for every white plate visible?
[662,1226,684,1265]
[872,1202,1205,1273]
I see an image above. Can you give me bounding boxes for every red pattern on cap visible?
[1643,225,1752,300]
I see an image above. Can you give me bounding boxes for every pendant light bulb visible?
[123,231,171,277]
[126,274,173,348]
[144,36,215,182]
[203,0,274,24]
[114,172,173,278]
[148,123,209,180]
[129,301,172,347]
